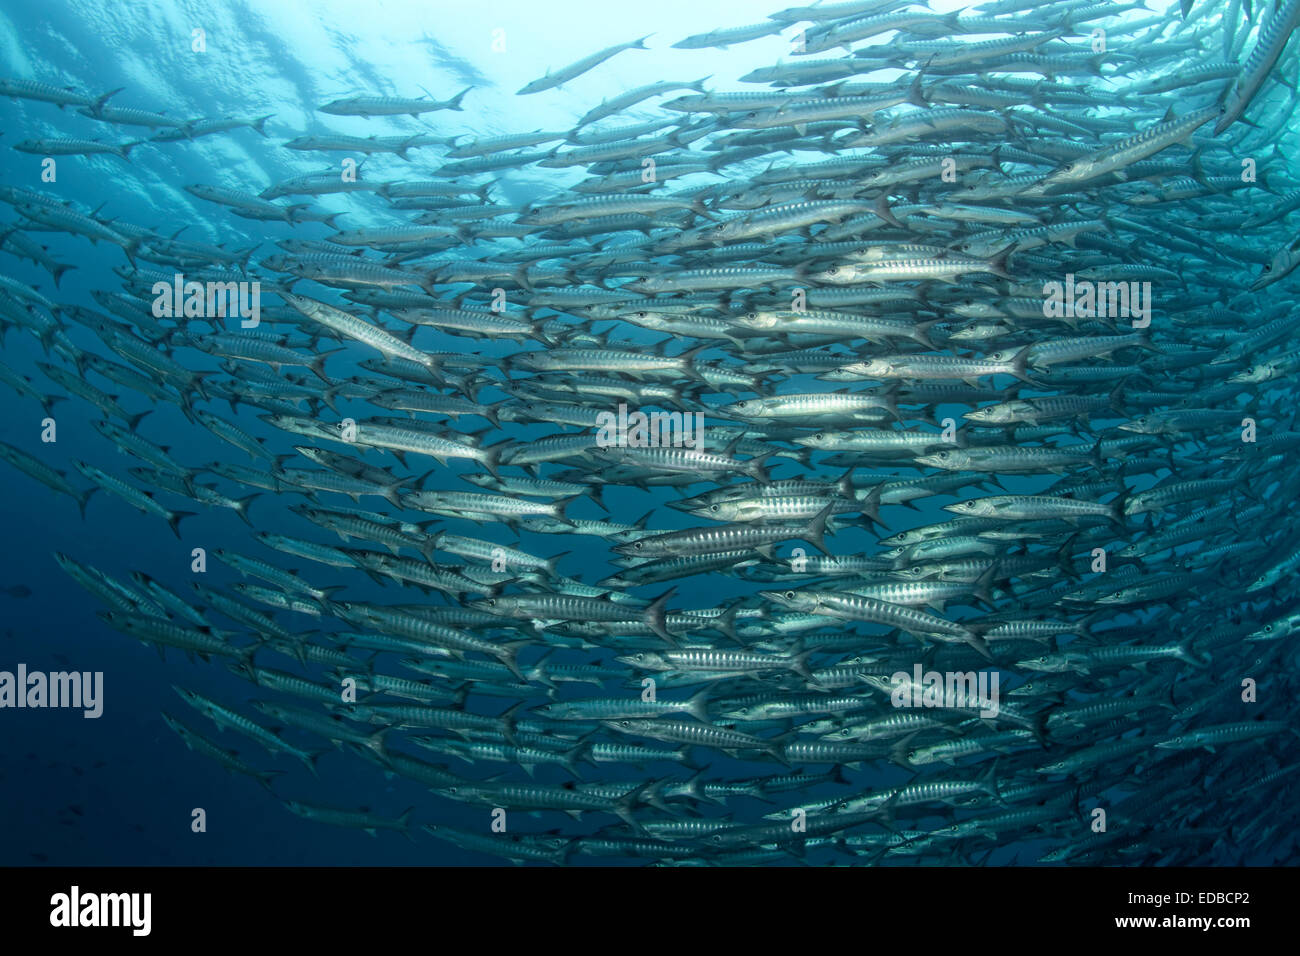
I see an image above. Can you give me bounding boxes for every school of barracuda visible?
[3,0,1300,865]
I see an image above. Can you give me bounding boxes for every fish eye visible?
[633,541,644,550]
[486,599,496,607]
[710,504,720,512]
[784,590,796,600]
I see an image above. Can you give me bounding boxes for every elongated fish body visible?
[1215,0,1300,134]
[319,87,471,117]
[518,36,652,95]
[14,137,139,160]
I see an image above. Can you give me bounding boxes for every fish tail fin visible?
[76,486,97,521]
[1057,533,1080,581]
[92,86,124,113]
[1009,344,1034,383]
[714,603,743,645]
[1177,640,1207,669]
[1109,488,1130,530]
[307,349,340,384]
[687,687,713,723]
[190,370,215,402]
[804,501,835,556]
[973,562,1000,606]
[987,242,1016,280]
[301,750,324,777]
[233,493,260,526]
[790,648,815,683]
[546,494,579,527]
[977,758,1005,803]
[499,640,531,682]
[963,629,994,662]
[889,731,923,770]
[644,586,678,645]
[49,263,76,288]
[613,783,650,833]
[582,481,607,513]
[767,731,795,768]
[905,70,927,108]
[166,510,197,539]
[858,482,883,529]
[479,441,505,479]
[746,451,775,484]
[40,394,68,419]
[365,726,390,757]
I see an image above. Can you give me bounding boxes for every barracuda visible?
[763,589,989,657]
[1214,0,1300,134]
[319,88,471,118]
[9,0,1300,872]
[1041,107,1220,191]
[473,589,677,644]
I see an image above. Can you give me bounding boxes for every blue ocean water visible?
[0,0,755,866]
[1,0,1297,867]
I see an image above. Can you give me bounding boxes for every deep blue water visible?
[1,0,1297,867]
